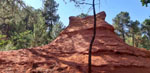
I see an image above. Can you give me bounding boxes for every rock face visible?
[0,11,150,73]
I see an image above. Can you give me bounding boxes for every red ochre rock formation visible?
[0,11,150,73]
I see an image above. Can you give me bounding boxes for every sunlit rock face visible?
[0,11,150,73]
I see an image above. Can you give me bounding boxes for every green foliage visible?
[113,12,130,42]
[11,31,33,49]
[142,19,150,38]
[0,0,64,51]
[43,0,60,39]
[128,20,141,47]
[77,13,89,18]
[0,34,8,47]
[51,22,65,39]
[32,10,48,46]
[113,12,150,50]
[0,34,16,51]
[141,35,150,50]
[141,0,150,7]
[128,20,140,34]
[140,19,150,49]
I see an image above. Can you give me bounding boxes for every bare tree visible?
[64,0,98,73]
[88,0,96,73]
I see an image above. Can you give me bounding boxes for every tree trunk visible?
[4,23,10,38]
[49,21,53,38]
[132,33,135,47]
[7,24,10,38]
[88,0,96,73]
[121,25,125,42]
[122,31,125,42]
[25,15,29,30]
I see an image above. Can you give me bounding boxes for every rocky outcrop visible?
[0,11,150,73]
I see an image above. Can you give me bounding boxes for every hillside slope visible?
[0,11,150,73]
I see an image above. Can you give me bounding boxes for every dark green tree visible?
[141,35,150,49]
[141,19,150,49]
[141,0,150,7]
[142,19,150,39]
[113,12,130,42]
[51,22,65,39]
[0,0,65,50]
[31,10,47,47]
[43,0,60,39]
[128,20,140,47]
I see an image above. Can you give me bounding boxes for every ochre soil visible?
[0,11,150,73]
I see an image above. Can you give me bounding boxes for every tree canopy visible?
[0,0,64,50]
[113,12,130,42]
[141,0,150,7]
[113,11,150,49]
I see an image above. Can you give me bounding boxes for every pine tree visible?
[128,20,140,47]
[113,12,130,42]
[43,0,59,39]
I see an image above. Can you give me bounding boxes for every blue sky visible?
[24,0,150,26]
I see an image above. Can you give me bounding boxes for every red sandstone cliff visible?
[0,11,150,73]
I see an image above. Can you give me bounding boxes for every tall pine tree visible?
[113,12,130,42]
[43,0,59,39]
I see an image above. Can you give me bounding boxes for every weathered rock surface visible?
[0,11,150,73]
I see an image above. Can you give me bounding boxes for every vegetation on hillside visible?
[113,12,150,50]
[0,0,64,51]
